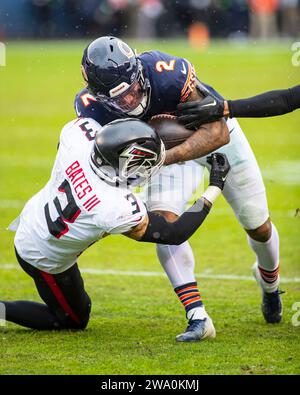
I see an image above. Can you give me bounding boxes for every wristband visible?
[201,185,222,204]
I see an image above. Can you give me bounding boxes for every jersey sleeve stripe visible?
[180,62,196,102]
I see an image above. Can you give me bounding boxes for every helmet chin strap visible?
[127,93,148,117]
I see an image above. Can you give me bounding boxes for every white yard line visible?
[1,156,53,169]
[0,200,25,209]
[1,199,298,219]
[262,160,300,186]
[0,263,299,283]
[2,159,300,184]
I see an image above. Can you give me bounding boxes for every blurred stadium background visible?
[0,0,300,41]
[0,0,299,375]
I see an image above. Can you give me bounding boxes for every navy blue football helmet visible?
[81,36,151,117]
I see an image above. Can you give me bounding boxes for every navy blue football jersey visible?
[74,50,222,125]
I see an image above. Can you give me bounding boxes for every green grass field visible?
[0,40,299,375]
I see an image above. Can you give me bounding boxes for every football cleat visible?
[252,262,283,323]
[176,317,216,342]
[261,289,284,324]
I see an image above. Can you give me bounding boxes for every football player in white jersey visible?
[2,118,229,334]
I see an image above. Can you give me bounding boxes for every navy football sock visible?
[174,282,203,316]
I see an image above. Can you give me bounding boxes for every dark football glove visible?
[177,95,225,130]
[207,153,230,190]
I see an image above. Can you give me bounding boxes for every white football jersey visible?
[14,118,146,274]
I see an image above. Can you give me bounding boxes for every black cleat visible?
[252,262,283,324]
[262,289,284,324]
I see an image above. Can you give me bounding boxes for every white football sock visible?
[156,241,196,288]
[187,306,209,321]
[247,222,280,293]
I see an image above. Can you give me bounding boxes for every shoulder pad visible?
[74,88,120,126]
[140,51,197,105]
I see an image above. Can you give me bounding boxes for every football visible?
[148,114,194,149]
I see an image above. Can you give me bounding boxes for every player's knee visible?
[232,194,269,232]
[76,297,91,330]
[76,295,92,330]
[75,315,90,330]
[245,218,272,242]
[152,210,179,223]
[56,295,91,330]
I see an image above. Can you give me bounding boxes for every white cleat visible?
[176,316,216,342]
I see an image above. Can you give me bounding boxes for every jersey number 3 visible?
[44,179,81,238]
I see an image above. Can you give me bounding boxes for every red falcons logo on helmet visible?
[120,145,158,175]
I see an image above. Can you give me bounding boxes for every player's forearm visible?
[139,197,213,245]
[132,153,229,244]
[164,120,229,166]
[227,85,300,118]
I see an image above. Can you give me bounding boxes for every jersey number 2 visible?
[44,179,81,238]
[155,60,176,73]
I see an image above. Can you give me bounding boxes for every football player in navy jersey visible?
[74,36,282,342]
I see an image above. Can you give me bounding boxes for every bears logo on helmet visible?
[81,36,151,117]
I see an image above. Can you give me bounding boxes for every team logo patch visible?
[117,40,134,59]
[120,145,157,174]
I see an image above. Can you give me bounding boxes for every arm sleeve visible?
[139,199,211,245]
[227,85,300,118]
